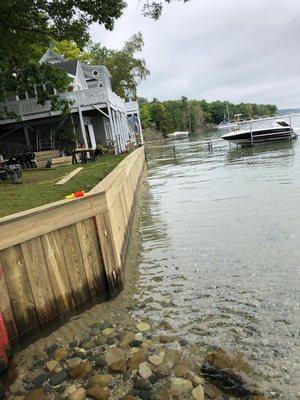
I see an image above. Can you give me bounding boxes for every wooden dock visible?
[0,146,145,342]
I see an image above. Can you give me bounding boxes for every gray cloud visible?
[90,0,300,108]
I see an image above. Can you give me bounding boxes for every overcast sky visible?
[90,0,300,109]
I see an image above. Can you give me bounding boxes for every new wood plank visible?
[58,225,90,305]
[0,190,107,251]
[75,218,107,295]
[94,211,122,297]
[55,167,83,186]
[0,245,39,335]
[0,261,18,341]
[21,238,58,325]
[41,231,75,314]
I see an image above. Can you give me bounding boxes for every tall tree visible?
[0,0,185,116]
[140,97,278,137]
[81,33,150,99]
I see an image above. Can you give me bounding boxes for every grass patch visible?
[0,154,127,218]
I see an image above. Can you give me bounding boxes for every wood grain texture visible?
[41,231,75,314]
[55,167,83,185]
[21,238,57,324]
[75,218,106,296]
[0,190,107,250]
[0,261,18,341]
[94,211,122,297]
[0,146,145,340]
[58,225,90,305]
[0,245,39,334]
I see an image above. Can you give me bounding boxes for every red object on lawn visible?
[0,312,10,373]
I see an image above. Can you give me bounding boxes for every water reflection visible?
[133,133,300,399]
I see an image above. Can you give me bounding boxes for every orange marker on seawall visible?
[65,191,85,199]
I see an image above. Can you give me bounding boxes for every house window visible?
[35,85,44,97]
[18,91,27,100]
[27,87,36,98]
[45,82,55,95]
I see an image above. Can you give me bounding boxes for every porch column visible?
[116,111,125,152]
[78,106,88,149]
[107,103,117,154]
[23,126,31,149]
[112,110,121,154]
[136,112,144,144]
[122,113,129,144]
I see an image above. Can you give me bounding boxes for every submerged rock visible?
[136,323,150,333]
[49,370,68,386]
[201,348,257,398]
[192,385,205,400]
[68,387,86,400]
[170,377,193,395]
[45,360,57,373]
[87,386,110,400]
[53,347,68,361]
[105,348,127,372]
[148,354,164,366]
[138,362,152,379]
[69,361,92,379]
[128,350,147,370]
[24,388,48,400]
[88,374,113,387]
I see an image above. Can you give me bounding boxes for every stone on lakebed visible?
[68,387,86,400]
[87,386,110,400]
[170,377,193,396]
[192,385,205,400]
[136,323,150,333]
[88,374,113,388]
[105,348,127,372]
[138,362,152,379]
[69,361,92,379]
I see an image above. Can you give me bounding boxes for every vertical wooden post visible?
[112,110,121,154]
[107,103,118,154]
[116,111,125,152]
[78,107,88,149]
[94,212,123,297]
[23,126,31,150]
[136,112,144,144]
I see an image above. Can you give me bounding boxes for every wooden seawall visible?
[0,147,145,342]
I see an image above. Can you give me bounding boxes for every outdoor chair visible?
[15,153,37,169]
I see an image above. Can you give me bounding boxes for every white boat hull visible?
[222,127,296,145]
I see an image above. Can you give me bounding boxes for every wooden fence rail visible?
[0,146,145,342]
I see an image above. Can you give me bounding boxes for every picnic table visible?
[71,148,96,164]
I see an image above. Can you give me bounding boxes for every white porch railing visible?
[0,87,128,120]
[125,101,139,114]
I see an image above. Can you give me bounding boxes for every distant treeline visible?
[139,97,278,136]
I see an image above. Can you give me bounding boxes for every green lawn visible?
[0,154,127,218]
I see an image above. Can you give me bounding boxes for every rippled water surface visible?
[131,131,300,399]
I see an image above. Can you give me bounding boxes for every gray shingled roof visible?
[56,60,78,76]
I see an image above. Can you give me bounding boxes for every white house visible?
[0,49,143,156]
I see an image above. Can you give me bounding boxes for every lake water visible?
[130,130,300,399]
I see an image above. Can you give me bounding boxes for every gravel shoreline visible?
[1,316,268,400]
